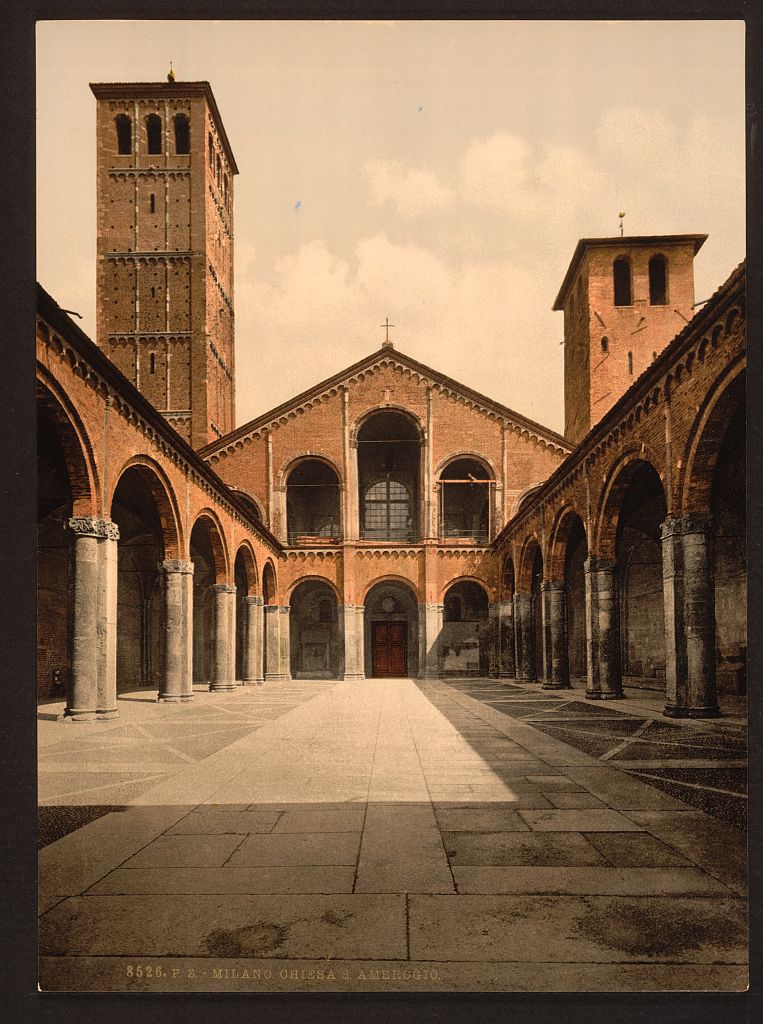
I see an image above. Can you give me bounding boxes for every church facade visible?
[36,78,746,722]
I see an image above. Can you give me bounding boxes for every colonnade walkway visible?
[38,678,747,993]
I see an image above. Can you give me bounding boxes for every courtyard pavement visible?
[38,678,747,993]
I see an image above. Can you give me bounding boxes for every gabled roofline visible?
[493,258,745,550]
[36,283,280,551]
[199,345,572,458]
[89,81,239,174]
[552,234,708,311]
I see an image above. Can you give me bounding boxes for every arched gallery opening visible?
[234,546,257,682]
[358,411,420,542]
[37,401,75,702]
[500,556,516,677]
[440,580,490,676]
[190,517,225,686]
[614,461,667,688]
[111,467,167,694]
[286,460,341,545]
[563,514,588,685]
[261,562,277,675]
[530,545,544,681]
[438,458,492,543]
[364,580,419,678]
[289,580,340,679]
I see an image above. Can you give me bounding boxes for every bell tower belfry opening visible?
[90,79,238,448]
[554,234,707,444]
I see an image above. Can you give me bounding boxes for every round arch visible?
[440,578,490,677]
[287,574,342,602]
[350,404,425,445]
[363,577,420,678]
[595,449,665,561]
[190,509,229,583]
[439,574,493,603]
[111,455,183,559]
[277,452,345,490]
[517,534,543,592]
[229,488,265,523]
[501,554,516,600]
[681,359,745,513]
[262,559,278,605]
[547,503,588,579]
[233,541,258,595]
[289,578,341,679]
[434,451,498,481]
[37,374,99,515]
[360,573,422,604]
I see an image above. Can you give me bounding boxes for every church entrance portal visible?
[371,621,408,677]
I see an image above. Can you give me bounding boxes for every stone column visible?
[182,565,194,698]
[67,517,120,722]
[497,599,516,678]
[584,558,623,699]
[420,601,443,678]
[158,559,194,702]
[661,513,719,718]
[543,579,570,689]
[210,583,237,692]
[242,595,261,683]
[253,596,265,683]
[487,603,501,678]
[513,591,534,681]
[661,517,688,717]
[265,604,291,681]
[342,604,365,680]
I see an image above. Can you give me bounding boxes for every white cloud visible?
[365,159,455,217]
[459,132,536,215]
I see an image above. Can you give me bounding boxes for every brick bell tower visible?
[90,79,237,448]
[554,234,707,444]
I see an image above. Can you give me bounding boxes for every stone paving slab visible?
[122,834,245,869]
[517,808,644,831]
[39,894,408,959]
[433,806,529,832]
[582,831,694,867]
[38,956,748,992]
[452,866,732,895]
[168,810,282,834]
[87,865,357,895]
[273,808,367,833]
[228,832,361,867]
[408,894,747,963]
[443,831,606,867]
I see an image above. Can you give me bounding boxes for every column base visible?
[181,694,194,702]
[61,708,97,722]
[209,683,238,693]
[240,677,258,685]
[664,703,689,718]
[342,672,366,681]
[586,690,625,701]
[97,708,119,720]
[157,694,185,703]
[498,672,517,680]
[255,676,265,684]
[264,673,291,682]
[542,681,571,690]
[687,705,722,719]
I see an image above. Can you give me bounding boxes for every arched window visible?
[364,479,411,541]
[613,257,632,306]
[173,114,190,154]
[601,336,609,353]
[146,114,162,155]
[439,458,492,543]
[286,460,341,545]
[115,114,132,155]
[649,255,668,305]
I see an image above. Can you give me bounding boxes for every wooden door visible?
[372,621,408,677]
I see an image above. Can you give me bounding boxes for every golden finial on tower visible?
[618,211,626,237]
[167,61,176,83]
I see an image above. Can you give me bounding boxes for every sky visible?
[36,20,745,435]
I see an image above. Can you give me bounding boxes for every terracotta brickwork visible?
[91,81,237,449]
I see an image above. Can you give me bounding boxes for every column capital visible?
[584,557,615,574]
[542,578,565,591]
[660,512,714,540]
[160,558,194,575]
[212,583,237,594]
[68,516,120,541]
[420,602,444,612]
[244,594,264,606]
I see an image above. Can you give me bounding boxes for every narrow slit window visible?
[208,132,214,169]
[628,351,633,375]
[146,114,162,155]
[649,255,668,305]
[216,153,222,188]
[601,336,609,353]
[115,114,132,155]
[613,257,632,306]
[149,193,155,214]
[174,114,190,154]
[149,352,156,374]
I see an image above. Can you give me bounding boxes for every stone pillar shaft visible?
[420,602,443,679]
[342,604,365,680]
[210,584,237,692]
[584,558,623,699]
[497,599,516,678]
[513,591,533,681]
[661,514,719,718]
[543,580,570,689]
[264,605,291,681]
[158,559,193,702]
[242,595,262,683]
[66,517,120,722]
